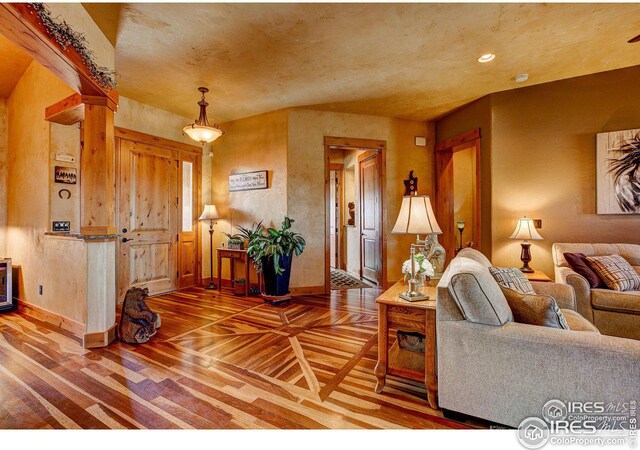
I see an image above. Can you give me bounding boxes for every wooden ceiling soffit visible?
[0,3,117,102]
[45,93,119,125]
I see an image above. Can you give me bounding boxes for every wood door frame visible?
[324,137,387,293]
[329,162,345,270]
[435,128,482,266]
[115,127,203,296]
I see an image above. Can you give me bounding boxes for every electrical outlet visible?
[52,221,70,232]
[38,285,43,295]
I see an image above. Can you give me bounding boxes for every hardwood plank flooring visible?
[0,287,478,429]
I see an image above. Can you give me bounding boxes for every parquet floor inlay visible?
[0,287,475,429]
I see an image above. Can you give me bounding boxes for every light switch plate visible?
[52,221,70,232]
[415,136,427,147]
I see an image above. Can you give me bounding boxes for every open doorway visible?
[324,137,386,292]
[435,129,482,265]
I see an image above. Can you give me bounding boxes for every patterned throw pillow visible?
[499,286,570,330]
[585,255,640,292]
[489,267,536,294]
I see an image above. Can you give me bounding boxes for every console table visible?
[217,248,251,297]
[374,279,438,409]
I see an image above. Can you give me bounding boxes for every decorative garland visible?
[30,3,117,90]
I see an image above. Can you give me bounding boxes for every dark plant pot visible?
[261,254,293,297]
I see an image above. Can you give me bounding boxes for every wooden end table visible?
[217,248,251,297]
[374,279,438,409]
[524,270,552,282]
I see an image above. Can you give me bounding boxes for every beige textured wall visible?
[436,66,640,278]
[436,96,493,255]
[490,66,640,277]
[0,98,6,254]
[50,123,81,233]
[6,61,88,322]
[287,109,434,288]
[212,109,289,283]
[115,96,212,280]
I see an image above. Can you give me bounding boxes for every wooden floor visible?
[0,287,474,429]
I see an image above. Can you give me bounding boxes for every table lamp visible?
[392,195,442,301]
[199,204,221,289]
[509,217,543,273]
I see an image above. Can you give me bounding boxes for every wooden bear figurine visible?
[118,287,161,344]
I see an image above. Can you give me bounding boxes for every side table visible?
[374,279,438,409]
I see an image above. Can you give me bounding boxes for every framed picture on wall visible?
[596,128,640,214]
[54,166,77,185]
[229,170,268,192]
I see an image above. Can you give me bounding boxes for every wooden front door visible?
[118,139,179,298]
[359,152,382,285]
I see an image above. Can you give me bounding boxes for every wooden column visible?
[81,99,117,236]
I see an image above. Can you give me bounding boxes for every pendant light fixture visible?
[183,87,224,144]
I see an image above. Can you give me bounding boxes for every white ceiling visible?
[83,3,640,123]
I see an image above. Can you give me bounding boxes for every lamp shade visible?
[509,217,543,241]
[392,195,442,235]
[198,204,221,221]
[183,124,223,144]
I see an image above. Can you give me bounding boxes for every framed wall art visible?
[229,170,268,192]
[596,128,640,214]
[54,166,77,185]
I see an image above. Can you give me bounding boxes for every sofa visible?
[436,248,640,428]
[553,243,640,340]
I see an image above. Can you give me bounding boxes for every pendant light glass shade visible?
[183,124,223,144]
[183,87,224,144]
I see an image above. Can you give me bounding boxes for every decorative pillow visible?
[586,255,640,292]
[499,285,569,330]
[563,252,604,289]
[489,267,536,294]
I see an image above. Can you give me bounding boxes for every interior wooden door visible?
[178,154,200,288]
[118,139,179,298]
[359,153,381,285]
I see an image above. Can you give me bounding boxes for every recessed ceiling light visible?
[478,53,496,63]
[515,74,529,83]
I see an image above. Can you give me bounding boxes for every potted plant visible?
[224,232,245,250]
[245,217,305,304]
[233,278,246,296]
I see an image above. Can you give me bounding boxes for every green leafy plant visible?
[246,217,306,275]
[236,221,264,242]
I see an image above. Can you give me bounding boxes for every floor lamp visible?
[199,205,221,290]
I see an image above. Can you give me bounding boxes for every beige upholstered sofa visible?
[553,243,640,340]
[436,248,640,427]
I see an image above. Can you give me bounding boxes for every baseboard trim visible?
[290,285,326,296]
[17,300,85,337]
[84,322,117,348]
[200,277,259,290]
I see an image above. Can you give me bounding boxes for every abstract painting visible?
[596,128,640,214]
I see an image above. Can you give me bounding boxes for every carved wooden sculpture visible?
[118,287,161,344]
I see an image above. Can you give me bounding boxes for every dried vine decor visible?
[29,3,117,90]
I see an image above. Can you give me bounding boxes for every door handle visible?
[122,238,134,243]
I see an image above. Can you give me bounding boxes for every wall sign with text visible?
[229,170,268,192]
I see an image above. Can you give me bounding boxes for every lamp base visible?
[400,279,429,302]
[399,291,430,302]
[204,282,218,290]
[519,242,534,273]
